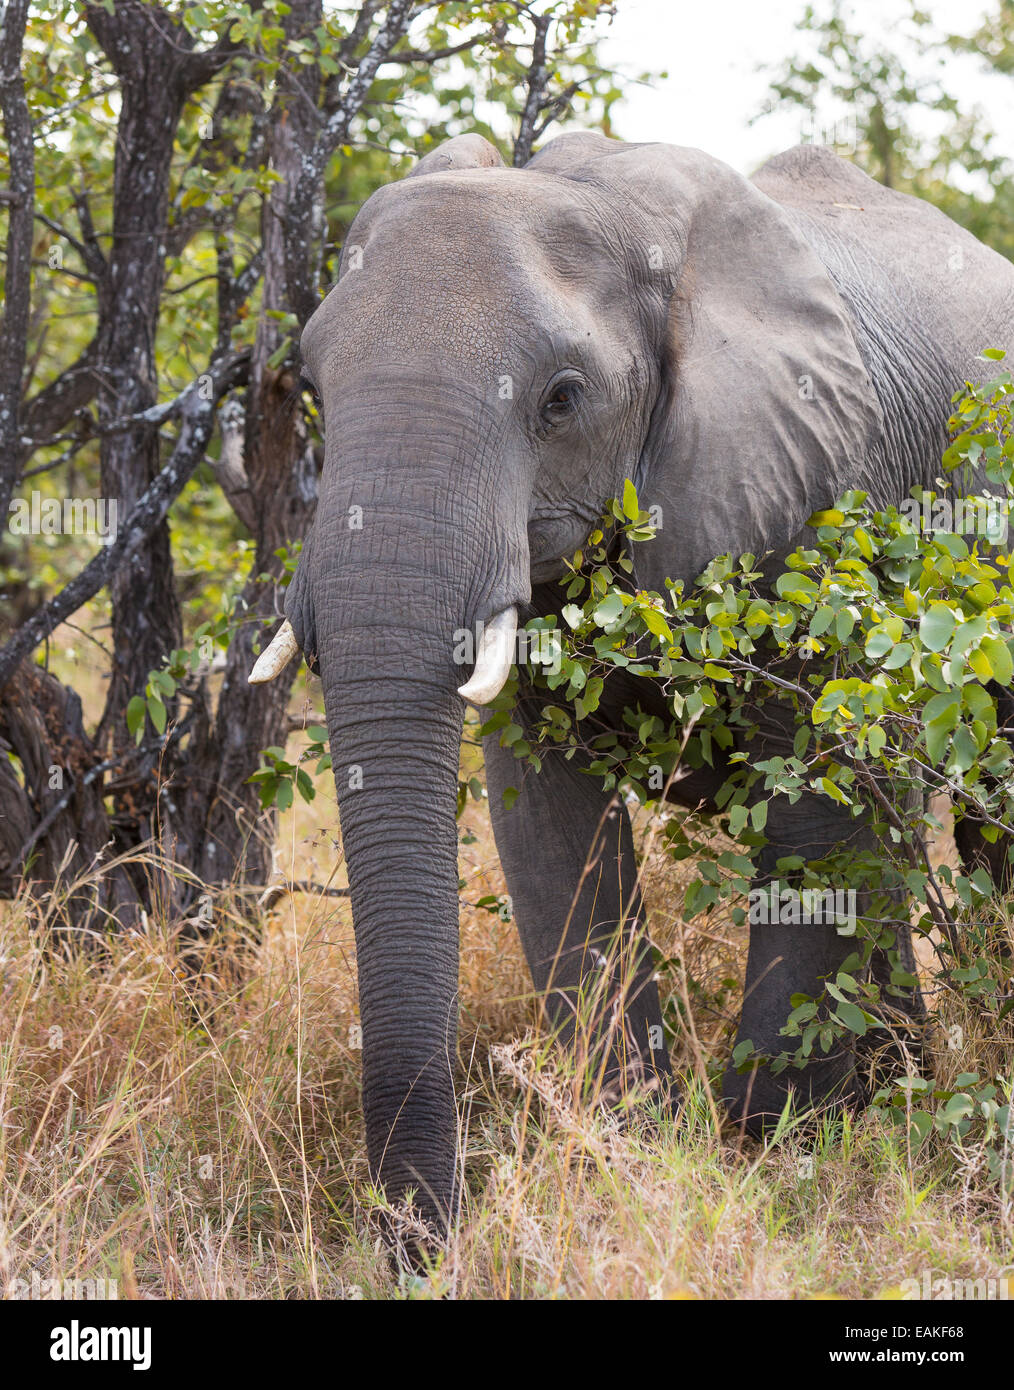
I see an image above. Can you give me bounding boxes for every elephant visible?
[249,130,1014,1230]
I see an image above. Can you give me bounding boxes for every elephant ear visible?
[407,132,505,178]
[530,135,884,589]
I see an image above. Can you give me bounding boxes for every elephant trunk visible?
[306,377,527,1224]
[329,675,463,1223]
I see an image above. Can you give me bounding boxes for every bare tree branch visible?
[84,0,237,98]
[513,9,551,166]
[0,348,249,691]
[284,0,421,321]
[17,342,99,456]
[382,34,488,65]
[0,0,35,520]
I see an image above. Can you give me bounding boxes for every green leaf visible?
[819,776,848,804]
[867,724,887,757]
[969,646,994,681]
[924,717,952,766]
[126,695,146,743]
[835,1000,868,1035]
[950,723,979,773]
[882,642,913,670]
[981,636,1013,687]
[622,477,639,521]
[593,593,624,628]
[919,606,956,652]
[908,1110,933,1147]
[641,606,673,641]
[147,695,167,735]
[938,1093,973,1125]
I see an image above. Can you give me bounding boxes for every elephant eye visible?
[540,375,583,425]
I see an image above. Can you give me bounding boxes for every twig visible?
[513,10,551,166]
[253,881,351,910]
[0,348,249,691]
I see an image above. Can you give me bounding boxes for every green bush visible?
[483,352,1014,1185]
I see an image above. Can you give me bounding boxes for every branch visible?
[513,10,551,167]
[19,339,98,435]
[334,0,384,77]
[218,247,263,338]
[0,0,35,520]
[726,653,959,944]
[209,393,257,532]
[532,79,581,142]
[85,0,238,99]
[321,0,424,155]
[255,881,351,910]
[10,744,141,875]
[381,35,487,65]
[72,186,107,279]
[19,430,95,482]
[0,349,249,691]
[279,0,422,321]
[285,710,325,731]
[33,211,103,278]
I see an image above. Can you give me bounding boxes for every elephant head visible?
[250,131,882,1226]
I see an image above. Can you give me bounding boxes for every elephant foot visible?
[721,1051,864,1139]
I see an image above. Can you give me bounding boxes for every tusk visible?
[248,619,300,684]
[457,606,518,707]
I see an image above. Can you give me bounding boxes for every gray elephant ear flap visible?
[406,133,505,178]
[578,143,883,592]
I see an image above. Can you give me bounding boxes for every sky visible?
[570,0,1014,175]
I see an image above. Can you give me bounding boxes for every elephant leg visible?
[953,684,1014,896]
[858,779,926,1083]
[483,732,675,1111]
[858,892,926,1088]
[723,787,870,1135]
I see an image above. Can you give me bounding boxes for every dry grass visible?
[2,645,1012,1299]
[2,771,1012,1300]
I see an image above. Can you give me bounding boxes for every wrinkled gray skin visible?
[285,132,1014,1226]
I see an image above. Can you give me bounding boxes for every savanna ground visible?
[2,620,1013,1300]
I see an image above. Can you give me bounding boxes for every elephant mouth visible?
[527,511,596,583]
[529,555,570,584]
